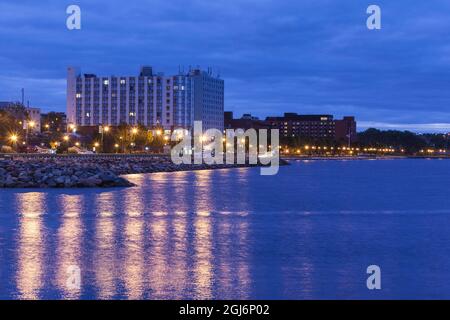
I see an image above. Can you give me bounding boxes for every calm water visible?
[1,159,450,299]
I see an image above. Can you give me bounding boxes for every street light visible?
[9,134,18,143]
[132,127,138,135]
[69,124,77,133]
[25,121,36,151]
[63,135,70,142]
[100,125,110,153]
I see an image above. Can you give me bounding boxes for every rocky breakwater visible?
[0,155,287,188]
[0,158,134,188]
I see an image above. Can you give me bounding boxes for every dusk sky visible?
[1,0,450,132]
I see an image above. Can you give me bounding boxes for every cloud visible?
[0,0,449,131]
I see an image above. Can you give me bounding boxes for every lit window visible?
[103,80,109,85]
[86,112,90,117]
[76,93,81,98]
[120,79,126,84]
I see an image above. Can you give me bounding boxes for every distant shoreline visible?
[282,155,450,161]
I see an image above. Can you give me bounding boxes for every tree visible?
[357,128,427,153]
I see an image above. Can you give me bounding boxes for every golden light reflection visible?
[193,216,213,299]
[16,192,46,299]
[95,192,116,217]
[169,216,188,299]
[94,217,116,299]
[56,195,83,299]
[171,170,190,214]
[236,220,250,299]
[147,218,170,298]
[59,194,83,218]
[16,192,47,218]
[123,217,145,299]
[194,169,214,214]
[124,177,145,217]
[216,219,251,299]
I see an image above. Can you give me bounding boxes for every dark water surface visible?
[1,159,450,299]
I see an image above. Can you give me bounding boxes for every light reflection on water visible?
[15,193,46,299]
[56,195,83,299]
[4,160,450,299]
[9,169,253,299]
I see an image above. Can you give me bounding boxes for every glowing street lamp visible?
[9,134,18,144]
[63,135,70,142]
[132,128,138,135]
[69,124,77,132]
[100,125,110,152]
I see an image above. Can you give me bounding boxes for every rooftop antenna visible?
[21,88,24,106]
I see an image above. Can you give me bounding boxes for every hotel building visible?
[67,66,224,131]
[266,113,336,140]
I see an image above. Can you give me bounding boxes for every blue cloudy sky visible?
[0,0,450,132]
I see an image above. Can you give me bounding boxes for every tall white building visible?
[67,66,224,131]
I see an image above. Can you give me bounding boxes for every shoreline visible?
[282,155,450,161]
[0,154,281,188]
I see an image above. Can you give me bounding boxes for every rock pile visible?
[0,155,282,188]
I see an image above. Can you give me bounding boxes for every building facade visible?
[224,111,271,131]
[67,66,224,131]
[335,116,357,145]
[0,102,41,133]
[41,112,67,133]
[26,107,41,133]
[266,113,335,140]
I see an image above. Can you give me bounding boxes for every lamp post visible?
[131,127,138,153]
[100,125,110,153]
[25,121,35,152]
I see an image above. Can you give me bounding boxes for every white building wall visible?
[67,67,223,131]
